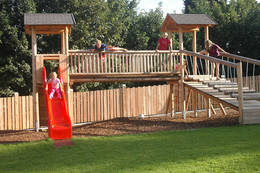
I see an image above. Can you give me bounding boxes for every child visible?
[175,59,188,76]
[47,72,62,99]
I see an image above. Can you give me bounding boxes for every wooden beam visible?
[179,28,185,119]
[210,104,216,115]
[192,30,197,75]
[193,90,198,117]
[32,29,39,132]
[237,62,244,123]
[25,25,72,35]
[61,32,65,54]
[70,72,180,78]
[185,88,192,112]
[219,103,227,116]
[205,97,212,118]
[69,77,180,84]
[204,26,209,75]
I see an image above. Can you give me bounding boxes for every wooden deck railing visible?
[68,50,180,74]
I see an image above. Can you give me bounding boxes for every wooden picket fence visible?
[70,85,171,124]
[0,93,34,131]
[1,76,260,131]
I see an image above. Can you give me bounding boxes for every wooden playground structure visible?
[22,13,260,132]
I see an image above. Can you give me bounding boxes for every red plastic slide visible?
[42,67,72,140]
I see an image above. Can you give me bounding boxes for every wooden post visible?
[32,29,39,132]
[237,62,244,123]
[206,96,211,118]
[69,89,74,124]
[64,27,71,115]
[193,90,198,117]
[169,83,175,118]
[14,92,19,130]
[168,32,173,51]
[61,31,65,54]
[179,28,186,119]
[219,103,227,116]
[120,84,126,117]
[192,30,197,75]
[204,26,209,75]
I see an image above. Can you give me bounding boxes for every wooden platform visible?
[185,75,260,124]
[70,72,180,83]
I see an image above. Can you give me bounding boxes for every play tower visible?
[24,13,76,132]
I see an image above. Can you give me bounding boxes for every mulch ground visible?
[0,110,239,144]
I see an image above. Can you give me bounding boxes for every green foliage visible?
[184,0,260,59]
[125,4,163,50]
[0,0,35,96]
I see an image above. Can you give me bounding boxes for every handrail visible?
[69,49,180,54]
[221,52,260,66]
[180,50,237,68]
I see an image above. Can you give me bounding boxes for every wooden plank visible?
[73,92,76,123]
[210,104,216,115]
[99,90,103,120]
[89,91,93,122]
[86,91,90,122]
[7,97,12,130]
[0,98,3,130]
[219,103,227,116]
[18,97,22,130]
[3,98,7,130]
[96,90,101,121]
[117,89,120,118]
[185,88,192,112]
[103,90,107,120]
[26,96,30,129]
[21,96,26,130]
[11,95,15,130]
[76,92,80,123]
[29,96,34,129]
[83,92,87,122]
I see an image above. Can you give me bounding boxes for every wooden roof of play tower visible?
[160,14,217,32]
[24,13,76,35]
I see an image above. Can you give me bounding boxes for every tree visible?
[0,0,36,96]
[125,3,164,50]
[184,0,260,59]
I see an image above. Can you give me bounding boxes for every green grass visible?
[1,125,260,173]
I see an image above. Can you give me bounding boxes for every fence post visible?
[237,62,244,123]
[120,84,126,117]
[69,89,74,124]
[14,92,19,130]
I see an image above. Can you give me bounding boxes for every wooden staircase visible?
[185,75,260,124]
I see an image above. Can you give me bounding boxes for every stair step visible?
[231,93,260,100]
[213,84,238,89]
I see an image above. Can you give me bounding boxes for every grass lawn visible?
[0,125,260,173]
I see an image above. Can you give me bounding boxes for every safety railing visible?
[220,52,260,91]
[179,50,257,120]
[68,50,181,74]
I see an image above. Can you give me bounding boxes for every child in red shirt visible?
[156,32,171,51]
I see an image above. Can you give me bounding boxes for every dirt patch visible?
[0,110,239,143]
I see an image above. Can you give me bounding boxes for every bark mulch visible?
[0,110,239,144]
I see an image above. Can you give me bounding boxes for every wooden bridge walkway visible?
[67,49,260,125]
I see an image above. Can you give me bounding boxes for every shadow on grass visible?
[0,125,260,173]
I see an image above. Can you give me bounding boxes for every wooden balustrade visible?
[68,50,180,74]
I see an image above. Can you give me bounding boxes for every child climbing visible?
[47,72,62,99]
